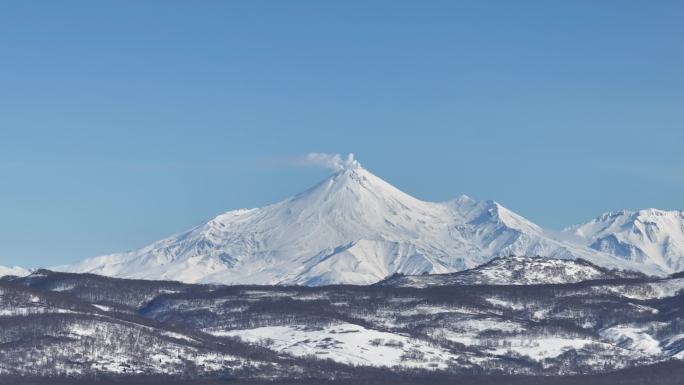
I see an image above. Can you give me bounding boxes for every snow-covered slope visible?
[377,255,644,288]
[564,209,684,273]
[210,323,460,369]
[56,158,665,285]
[0,265,29,277]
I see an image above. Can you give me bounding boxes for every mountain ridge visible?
[563,208,684,272]
[51,158,679,284]
[0,265,29,277]
[377,255,649,288]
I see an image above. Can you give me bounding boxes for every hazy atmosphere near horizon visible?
[1,1,683,268]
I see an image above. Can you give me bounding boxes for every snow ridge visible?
[377,255,645,288]
[564,209,684,273]
[0,265,29,278]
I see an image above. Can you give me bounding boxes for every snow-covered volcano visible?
[57,158,665,285]
[563,209,684,273]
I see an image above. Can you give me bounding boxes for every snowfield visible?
[601,325,663,356]
[211,323,460,369]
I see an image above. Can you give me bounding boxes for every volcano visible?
[57,156,665,284]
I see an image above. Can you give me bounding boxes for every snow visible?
[485,297,526,310]
[565,209,684,273]
[92,304,112,312]
[0,265,29,277]
[0,291,78,316]
[605,278,684,300]
[491,337,594,359]
[400,305,461,315]
[601,326,662,355]
[55,160,674,286]
[68,324,98,337]
[160,330,197,342]
[428,329,593,360]
[661,333,684,358]
[0,307,75,316]
[209,323,459,369]
[380,255,623,287]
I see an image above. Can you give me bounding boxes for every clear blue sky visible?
[1,1,682,268]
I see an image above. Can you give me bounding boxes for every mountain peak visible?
[565,208,684,272]
[634,208,684,220]
[56,158,672,285]
[296,159,427,212]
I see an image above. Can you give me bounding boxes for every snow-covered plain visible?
[601,325,663,356]
[211,323,459,369]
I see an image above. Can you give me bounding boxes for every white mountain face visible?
[564,209,684,273]
[57,158,669,285]
[0,265,29,277]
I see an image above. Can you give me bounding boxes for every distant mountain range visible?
[0,265,28,277]
[37,158,681,285]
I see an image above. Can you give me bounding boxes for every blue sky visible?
[1,1,682,268]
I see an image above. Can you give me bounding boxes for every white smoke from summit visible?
[302,153,359,172]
